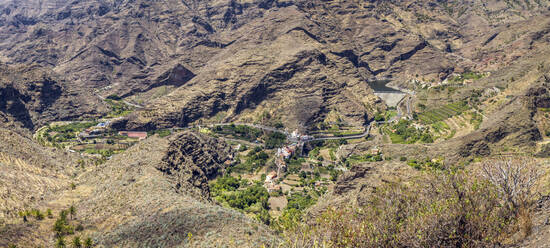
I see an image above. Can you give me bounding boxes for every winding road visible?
[95,93,145,109]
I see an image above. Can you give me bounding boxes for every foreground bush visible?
[282,160,542,248]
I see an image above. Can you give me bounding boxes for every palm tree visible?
[84,237,93,248]
[69,205,76,220]
[56,237,66,248]
[72,236,82,248]
[60,210,68,222]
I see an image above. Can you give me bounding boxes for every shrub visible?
[72,236,82,248]
[106,94,121,100]
[54,210,74,237]
[481,157,542,214]
[56,236,66,248]
[210,175,243,195]
[84,237,93,248]
[31,209,44,220]
[283,168,525,247]
[69,205,76,220]
[265,132,286,149]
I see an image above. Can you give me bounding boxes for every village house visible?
[264,171,281,192]
[276,144,297,160]
[275,156,287,178]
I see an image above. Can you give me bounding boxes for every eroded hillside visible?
[2,0,550,247]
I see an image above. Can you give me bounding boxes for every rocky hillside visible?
[2,0,548,130]
[158,131,233,200]
[2,0,550,247]
[0,130,278,247]
[0,63,102,131]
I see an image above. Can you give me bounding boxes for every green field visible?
[417,102,470,124]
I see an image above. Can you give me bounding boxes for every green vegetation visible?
[72,236,82,248]
[30,209,44,220]
[346,153,383,164]
[51,206,90,247]
[374,113,385,122]
[84,238,93,248]
[41,122,97,144]
[148,129,171,138]
[18,209,48,221]
[385,120,433,144]
[104,99,133,118]
[84,148,114,158]
[287,157,306,174]
[211,175,245,194]
[213,124,263,142]
[282,168,525,247]
[315,120,364,137]
[406,158,444,170]
[445,129,457,140]
[265,132,286,149]
[448,71,484,84]
[54,210,74,237]
[47,122,97,134]
[274,188,325,231]
[308,147,320,159]
[416,101,470,124]
[231,146,269,173]
[470,112,483,130]
[431,121,450,133]
[210,176,271,224]
[56,237,66,248]
[105,94,122,100]
[37,121,135,159]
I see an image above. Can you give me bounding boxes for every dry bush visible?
[481,157,543,238]
[282,165,539,248]
[481,157,542,211]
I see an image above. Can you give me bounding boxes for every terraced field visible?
[427,113,476,142]
[417,102,470,125]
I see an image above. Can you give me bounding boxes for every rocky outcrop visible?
[157,132,232,200]
[71,133,277,247]
[0,64,101,130]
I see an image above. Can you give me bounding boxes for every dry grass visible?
[0,152,70,220]
[282,159,547,248]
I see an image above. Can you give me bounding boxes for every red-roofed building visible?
[119,131,148,140]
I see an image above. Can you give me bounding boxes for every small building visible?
[96,121,110,128]
[265,171,278,183]
[119,131,148,140]
[264,171,281,192]
[275,157,287,178]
